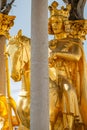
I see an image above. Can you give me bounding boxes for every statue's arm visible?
[56,51,81,61]
[50,45,82,61]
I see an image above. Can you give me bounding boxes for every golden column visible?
[0,13,15,95]
[0,13,16,130]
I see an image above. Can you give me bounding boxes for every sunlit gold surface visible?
[6,9,87,130]
[48,1,87,41]
[49,43,83,130]
[0,94,19,130]
[0,95,9,130]
[6,30,30,129]
[0,13,15,39]
[3,45,20,130]
[1,1,87,130]
[48,1,87,130]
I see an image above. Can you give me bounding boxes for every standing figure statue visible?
[48,1,87,130]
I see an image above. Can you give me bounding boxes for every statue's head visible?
[6,30,31,81]
[51,15,64,34]
[48,2,71,38]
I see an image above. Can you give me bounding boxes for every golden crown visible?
[48,1,71,20]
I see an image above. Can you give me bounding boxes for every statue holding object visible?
[48,1,87,130]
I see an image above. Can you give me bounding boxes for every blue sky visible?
[9,0,31,37]
[9,0,87,100]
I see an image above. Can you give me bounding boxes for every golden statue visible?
[48,1,87,130]
[2,1,87,130]
[6,30,31,130]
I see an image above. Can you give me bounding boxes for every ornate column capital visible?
[0,13,16,39]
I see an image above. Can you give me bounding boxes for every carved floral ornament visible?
[0,13,16,39]
[48,1,87,41]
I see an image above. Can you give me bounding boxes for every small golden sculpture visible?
[0,94,9,130]
[0,94,20,130]
[0,13,15,39]
[6,30,31,130]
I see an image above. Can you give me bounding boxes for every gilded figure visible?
[48,1,87,130]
